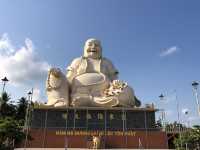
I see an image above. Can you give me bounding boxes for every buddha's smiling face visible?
[84,39,102,59]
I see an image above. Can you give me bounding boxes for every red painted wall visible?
[20,129,168,149]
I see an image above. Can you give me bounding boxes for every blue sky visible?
[0,0,200,125]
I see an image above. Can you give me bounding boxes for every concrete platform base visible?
[15,148,171,150]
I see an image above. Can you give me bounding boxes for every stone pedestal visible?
[19,107,168,149]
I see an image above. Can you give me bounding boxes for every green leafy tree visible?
[0,92,28,149]
[174,125,200,150]
[0,117,25,149]
[155,118,162,128]
[16,97,28,126]
[0,92,16,118]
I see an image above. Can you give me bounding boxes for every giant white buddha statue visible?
[46,38,141,107]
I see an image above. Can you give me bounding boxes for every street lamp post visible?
[24,91,33,131]
[24,90,33,149]
[0,77,9,111]
[174,90,183,149]
[192,81,200,116]
[183,110,190,127]
[1,77,9,93]
[159,94,166,130]
[159,91,182,149]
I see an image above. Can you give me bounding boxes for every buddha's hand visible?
[112,80,127,89]
[104,80,128,96]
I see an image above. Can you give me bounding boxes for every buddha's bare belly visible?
[71,73,135,107]
[71,73,110,98]
[73,73,107,86]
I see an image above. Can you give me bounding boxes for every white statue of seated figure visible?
[46,38,141,107]
[66,38,141,107]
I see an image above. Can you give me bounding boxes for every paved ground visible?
[15,148,172,150]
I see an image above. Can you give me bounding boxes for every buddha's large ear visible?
[134,96,141,107]
[46,68,53,91]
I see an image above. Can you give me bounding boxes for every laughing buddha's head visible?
[83,38,102,59]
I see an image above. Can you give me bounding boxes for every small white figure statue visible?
[92,136,101,149]
[46,38,141,107]
[46,68,69,107]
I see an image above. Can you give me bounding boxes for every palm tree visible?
[16,97,28,122]
[0,92,16,118]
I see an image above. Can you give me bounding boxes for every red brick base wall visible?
[20,129,168,149]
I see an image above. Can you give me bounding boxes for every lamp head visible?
[28,91,32,96]
[192,81,199,89]
[159,94,165,101]
[1,77,9,82]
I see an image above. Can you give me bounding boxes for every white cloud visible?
[0,33,51,86]
[188,116,199,122]
[32,87,42,102]
[160,46,180,57]
[182,114,199,126]
[0,33,15,55]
